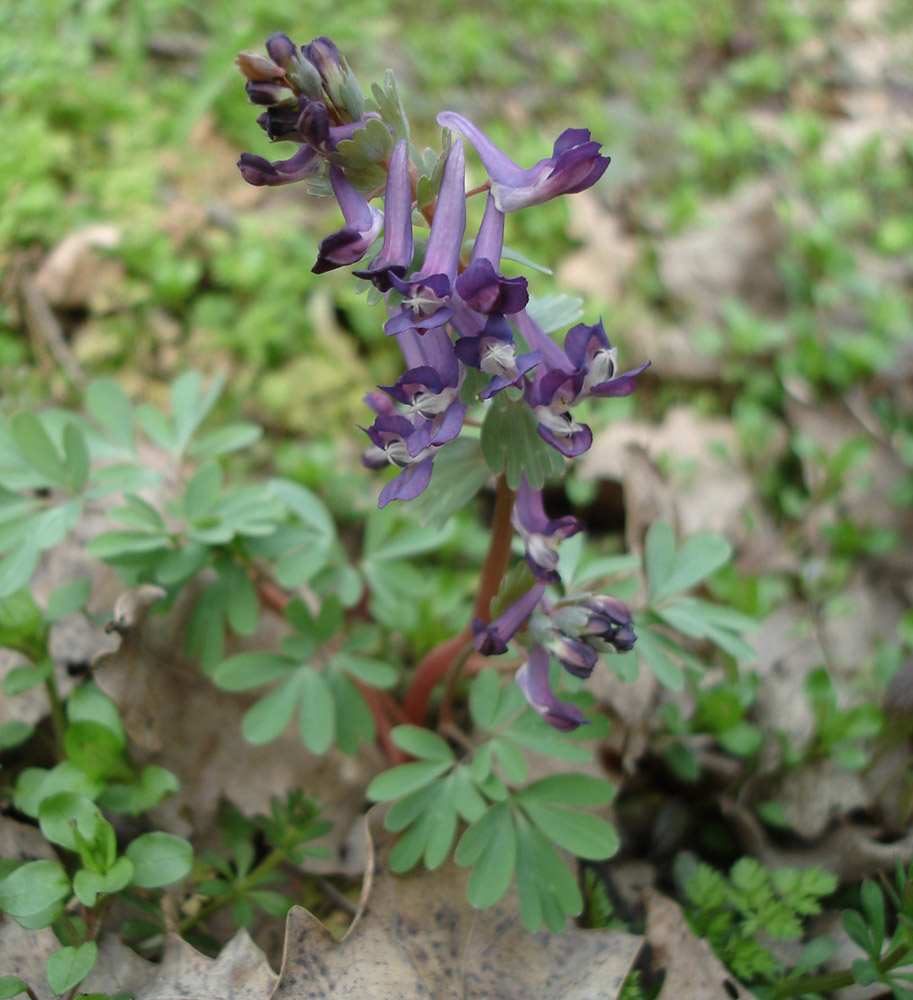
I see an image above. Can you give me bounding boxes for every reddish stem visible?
[402,474,516,724]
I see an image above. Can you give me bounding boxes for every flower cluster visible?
[236,33,643,729]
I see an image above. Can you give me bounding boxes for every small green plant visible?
[679,856,838,985]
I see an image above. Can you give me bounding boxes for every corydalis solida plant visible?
[235,34,648,733]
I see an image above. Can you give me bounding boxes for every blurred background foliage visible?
[2,0,912,509]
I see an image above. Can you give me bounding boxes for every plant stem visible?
[774,942,912,997]
[44,672,67,759]
[402,474,516,724]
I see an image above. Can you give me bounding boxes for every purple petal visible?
[378,457,434,507]
[515,646,589,732]
[455,260,528,315]
[472,582,547,655]
[237,146,320,186]
[418,140,466,281]
[353,140,414,290]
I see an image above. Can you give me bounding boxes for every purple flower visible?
[471,583,546,656]
[511,477,582,584]
[515,645,589,732]
[360,414,435,507]
[437,112,610,213]
[564,320,650,400]
[453,314,540,400]
[237,146,321,187]
[312,165,384,273]
[578,594,637,653]
[385,141,466,338]
[353,140,414,291]
[454,195,528,314]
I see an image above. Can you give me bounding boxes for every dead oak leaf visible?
[645,889,749,1000]
[271,814,642,1000]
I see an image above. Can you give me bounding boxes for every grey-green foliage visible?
[368,669,616,933]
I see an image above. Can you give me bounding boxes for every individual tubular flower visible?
[353,140,414,291]
[437,112,610,213]
[563,320,650,401]
[312,165,384,273]
[471,582,547,656]
[510,477,582,584]
[515,645,589,732]
[360,415,435,507]
[237,146,321,187]
[453,195,528,315]
[385,141,466,338]
[453,313,540,400]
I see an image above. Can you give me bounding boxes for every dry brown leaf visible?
[131,930,277,1000]
[656,180,786,323]
[557,191,639,301]
[33,224,123,311]
[0,816,59,864]
[645,889,750,1000]
[774,759,870,841]
[0,919,58,999]
[580,405,786,552]
[722,798,913,883]
[270,814,642,1000]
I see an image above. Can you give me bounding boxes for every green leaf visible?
[520,802,618,860]
[62,423,90,493]
[456,802,516,908]
[388,808,436,873]
[67,682,125,742]
[45,941,97,995]
[525,293,584,333]
[518,774,615,807]
[652,531,732,603]
[38,792,102,851]
[86,378,135,452]
[110,493,167,532]
[860,881,885,954]
[0,977,30,999]
[183,461,222,519]
[491,738,527,784]
[0,720,33,749]
[515,815,582,932]
[268,478,336,540]
[72,856,133,906]
[791,935,836,977]
[0,860,70,918]
[45,577,91,621]
[409,437,492,529]
[241,674,303,744]
[366,759,452,801]
[424,795,457,870]
[644,520,675,603]
[332,652,397,689]
[188,422,262,461]
[469,669,502,732]
[329,672,375,754]
[126,832,193,888]
[298,668,334,754]
[480,391,565,490]
[0,538,41,597]
[223,562,258,636]
[171,370,224,456]
[212,652,296,692]
[635,627,685,690]
[11,412,67,487]
[86,531,169,559]
[64,721,132,781]
[391,726,455,762]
